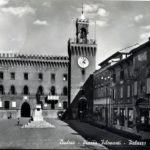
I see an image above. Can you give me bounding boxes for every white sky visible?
[0,0,150,68]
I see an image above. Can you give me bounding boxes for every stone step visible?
[21,120,55,128]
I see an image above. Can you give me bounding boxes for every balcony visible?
[69,38,96,45]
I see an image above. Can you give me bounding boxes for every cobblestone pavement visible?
[0,118,107,149]
[65,120,150,150]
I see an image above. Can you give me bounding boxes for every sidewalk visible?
[65,120,150,150]
[87,120,141,140]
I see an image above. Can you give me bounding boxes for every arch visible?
[0,85,4,95]
[78,96,87,120]
[63,86,68,96]
[23,85,29,95]
[80,28,87,39]
[37,85,44,95]
[10,85,16,95]
[21,102,31,117]
[51,86,56,95]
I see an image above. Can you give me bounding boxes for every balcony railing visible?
[69,38,96,45]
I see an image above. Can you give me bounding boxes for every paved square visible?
[0,118,107,149]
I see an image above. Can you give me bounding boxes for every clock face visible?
[77,57,89,68]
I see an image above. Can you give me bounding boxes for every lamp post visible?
[105,85,108,127]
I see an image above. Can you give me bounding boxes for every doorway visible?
[21,102,31,117]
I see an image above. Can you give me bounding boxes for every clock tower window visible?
[76,13,89,44]
[81,69,85,76]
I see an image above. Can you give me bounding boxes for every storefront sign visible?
[48,95,59,100]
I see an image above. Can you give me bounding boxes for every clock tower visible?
[68,12,97,106]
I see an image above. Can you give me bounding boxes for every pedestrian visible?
[29,116,33,123]
[17,117,20,126]
[9,112,12,119]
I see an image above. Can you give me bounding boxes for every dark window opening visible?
[24,73,28,80]
[10,85,16,95]
[112,89,115,100]
[81,69,85,76]
[37,86,44,95]
[51,73,55,83]
[10,72,15,80]
[112,74,116,83]
[51,101,55,109]
[80,28,87,40]
[4,101,10,110]
[120,70,124,81]
[23,86,29,95]
[63,87,68,96]
[0,85,4,95]
[38,73,43,80]
[51,86,55,95]
[0,72,3,80]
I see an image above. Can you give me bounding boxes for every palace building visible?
[0,53,68,118]
[0,10,97,119]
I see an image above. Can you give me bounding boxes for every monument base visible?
[21,120,55,128]
[21,104,55,128]
[33,104,43,121]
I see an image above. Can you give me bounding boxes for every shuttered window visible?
[127,85,131,97]
[134,81,137,96]
[147,78,150,94]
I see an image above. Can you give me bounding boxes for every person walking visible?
[17,117,20,126]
